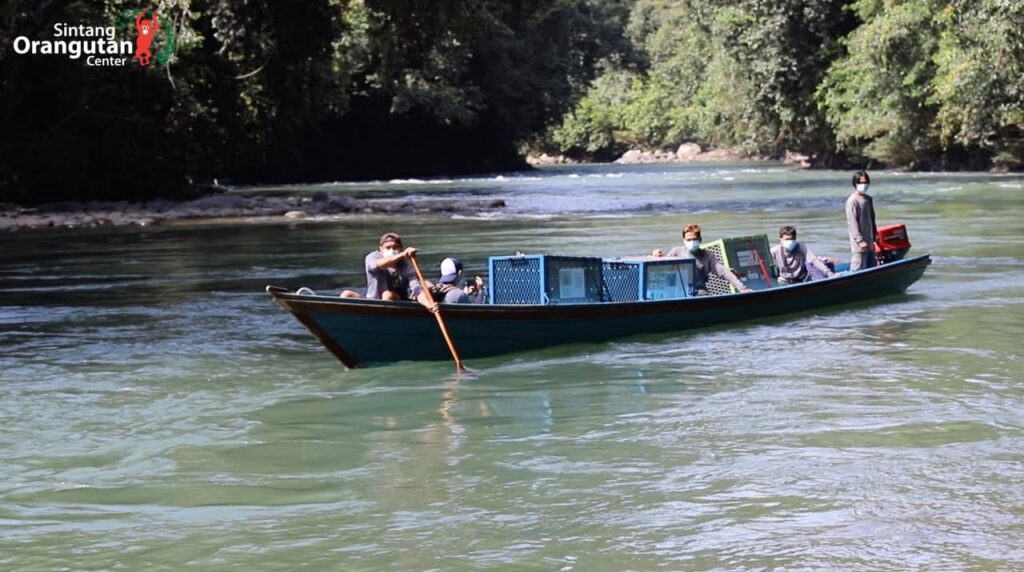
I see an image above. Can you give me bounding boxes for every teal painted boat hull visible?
[268,254,931,368]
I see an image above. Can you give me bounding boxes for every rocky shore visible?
[615,143,811,167]
[527,143,811,167]
[0,191,507,232]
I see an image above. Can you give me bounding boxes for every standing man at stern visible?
[845,170,878,272]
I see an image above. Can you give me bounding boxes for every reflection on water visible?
[1,164,1022,569]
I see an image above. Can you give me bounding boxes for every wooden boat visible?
[267,254,931,368]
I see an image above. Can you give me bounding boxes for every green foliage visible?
[818,0,1024,168]
[552,68,635,155]
[550,0,857,160]
[0,0,634,203]
[931,0,1024,167]
[550,0,1023,169]
[2,0,1022,204]
[817,0,943,165]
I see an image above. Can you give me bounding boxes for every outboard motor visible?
[875,224,911,263]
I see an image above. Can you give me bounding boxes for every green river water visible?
[1,163,1022,570]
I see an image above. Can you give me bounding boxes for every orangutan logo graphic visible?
[135,10,159,66]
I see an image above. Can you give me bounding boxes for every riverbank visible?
[0,192,506,233]
[527,143,812,168]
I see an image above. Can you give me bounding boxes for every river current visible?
[1,163,1022,569]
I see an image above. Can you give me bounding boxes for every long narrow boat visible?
[267,254,930,368]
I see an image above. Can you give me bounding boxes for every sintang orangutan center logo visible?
[134,10,159,66]
[9,8,175,68]
[123,8,175,67]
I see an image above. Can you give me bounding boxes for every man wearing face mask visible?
[770,226,836,284]
[666,224,753,295]
[340,232,439,313]
[431,257,486,304]
[845,170,878,271]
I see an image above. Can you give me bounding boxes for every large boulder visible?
[526,153,572,165]
[676,143,702,160]
[783,150,811,168]
[616,149,645,164]
[699,148,745,161]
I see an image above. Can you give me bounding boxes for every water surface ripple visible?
[1,164,1022,569]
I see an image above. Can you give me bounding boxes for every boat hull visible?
[268,254,931,367]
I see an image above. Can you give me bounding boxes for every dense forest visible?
[1,0,1021,204]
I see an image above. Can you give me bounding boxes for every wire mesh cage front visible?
[488,255,543,304]
[489,255,604,304]
[602,261,642,302]
[702,242,734,295]
[602,258,696,301]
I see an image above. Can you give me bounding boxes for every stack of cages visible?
[874,224,911,262]
[702,235,776,294]
[602,258,697,301]
[488,255,605,305]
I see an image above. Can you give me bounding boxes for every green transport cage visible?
[703,235,776,294]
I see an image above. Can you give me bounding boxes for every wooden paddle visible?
[408,253,466,372]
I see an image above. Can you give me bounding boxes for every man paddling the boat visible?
[340,232,439,313]
[666,224,754,294]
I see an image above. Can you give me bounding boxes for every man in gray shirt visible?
[340,232,438,313]
[770,226,836,284]
[666,223,753,295]
[845,170,878,271]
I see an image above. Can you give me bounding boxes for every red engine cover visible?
[875,224,911,254]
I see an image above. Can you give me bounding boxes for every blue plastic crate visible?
[602,258,696,301]
[488,255,605,305]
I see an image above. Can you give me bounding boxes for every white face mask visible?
[856,183,869,193]
[381,248,398,257]
[782,239,798,252]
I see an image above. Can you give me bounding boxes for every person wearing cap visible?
[845,170,878,271]
[770,225,836,284]
[340,232,439,313]
[431,257,486,304]
[666,223,753,294]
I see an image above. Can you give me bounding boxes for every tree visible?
[0,0,636,204]
[818,0,1024,168]
[818,0,944,166]
[931,0,1024,168]
[549,0,857,160]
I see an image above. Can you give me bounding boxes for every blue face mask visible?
[685,240,701,253]
[782,239,798,252]
[856,183,869,193]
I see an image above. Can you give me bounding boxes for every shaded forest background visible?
[1,0,1021,205]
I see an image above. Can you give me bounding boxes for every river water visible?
[1,163,1022,569]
